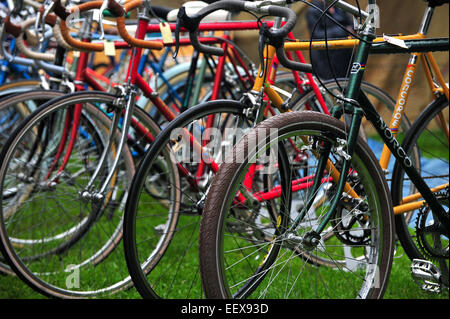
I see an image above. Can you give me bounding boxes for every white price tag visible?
[160,22,173,44]
[383,34,408,49]
[104,40,116,56]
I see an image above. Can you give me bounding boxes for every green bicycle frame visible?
[293,1,449,236]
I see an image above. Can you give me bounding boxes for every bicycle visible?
[198,0,448,298]
[0,0,289,297]
[286,0,449,275]
[121,0,423,299]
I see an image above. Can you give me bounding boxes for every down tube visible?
[358,91,449,228]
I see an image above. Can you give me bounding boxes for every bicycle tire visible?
[200,111,395,299]
[0,91,162,298]
[0,89,64,149]
[124,100,252,299]
[0,90,68,275]
[391,94,448,287]
[0,79,41,98]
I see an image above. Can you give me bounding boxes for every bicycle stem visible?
[323,0,369,20]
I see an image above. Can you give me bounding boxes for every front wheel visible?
[200,111,395,299]
[0,91,161,298]
[124,100,255,298]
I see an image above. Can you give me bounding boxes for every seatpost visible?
[419,5,434,36]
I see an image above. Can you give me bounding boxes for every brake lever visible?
[36,0,55,44]
[258,22,268,78]
[173,20,180,58]
[34,10,42,42]
[172,6,186,58]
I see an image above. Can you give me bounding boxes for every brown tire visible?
[199,111,395,299]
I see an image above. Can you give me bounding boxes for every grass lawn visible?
[0,244,448,299]
[0,121,447,300]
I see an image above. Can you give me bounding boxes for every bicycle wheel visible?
[0,91,160,298]
[0,90,68,275]
[0,80,44,152]
[200,111,395,299]
[0,89,65,150]
[391,95,449,289]
[0,79,41,99]
[124,100,255,298]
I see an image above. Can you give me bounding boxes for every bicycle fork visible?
[79,85,136,203]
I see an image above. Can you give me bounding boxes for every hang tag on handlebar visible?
[160,22,173,44]
[104,40,116,56]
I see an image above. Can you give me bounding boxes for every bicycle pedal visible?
[410,259,442,293]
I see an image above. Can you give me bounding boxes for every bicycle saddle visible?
[166,1,231,22]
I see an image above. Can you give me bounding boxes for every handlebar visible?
[175,0,245,56]
[112,0,164,50]
[53,0,163,52]
[174,0,312,72]
[0,16,67,75]
[55,0,105,51]
[3,16,56,61]
[15,17,55,61]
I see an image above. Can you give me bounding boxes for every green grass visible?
[1,175,448,299]
[1,243,448,299]
[0,122,447,299]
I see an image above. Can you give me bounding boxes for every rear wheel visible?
[391,95,449,289]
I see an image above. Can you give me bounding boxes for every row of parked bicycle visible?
[0,0,448,299]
